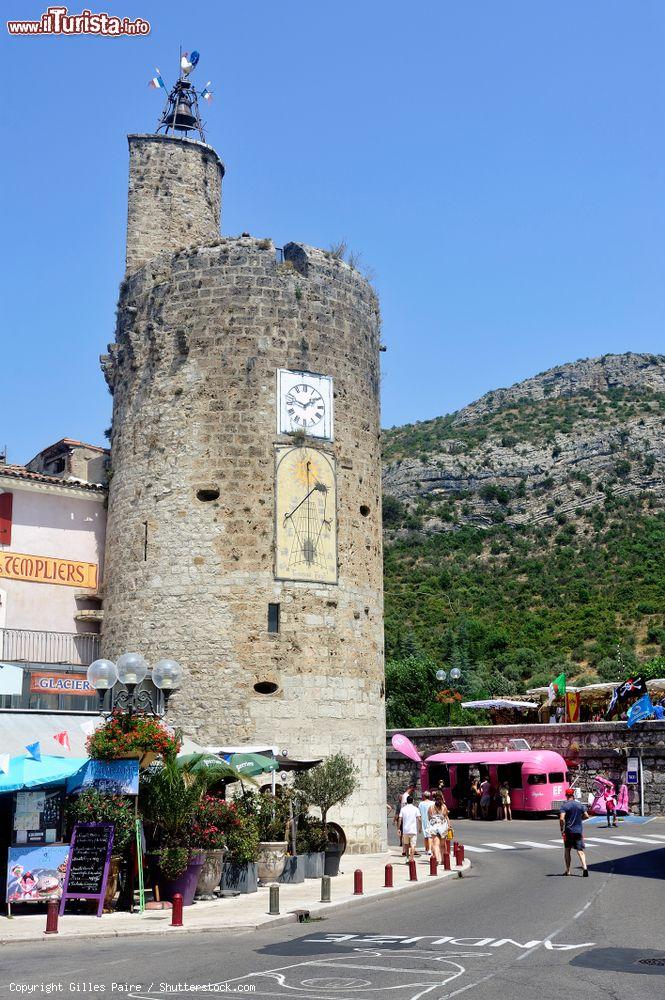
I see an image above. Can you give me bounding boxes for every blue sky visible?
[3,1,664,464]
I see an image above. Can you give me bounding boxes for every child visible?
[604,786,618,828]
[500,781,512,821]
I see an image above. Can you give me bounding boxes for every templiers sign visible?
[0,550,98,589]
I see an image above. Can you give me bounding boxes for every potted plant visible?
[242,790,291,884]
[296,815,327,879]
[87,710,180,768]
[67,787,135,911]
[139,750,233,905]
[220,801,260,894]
[294,753,358,876]
[191,796,238,899]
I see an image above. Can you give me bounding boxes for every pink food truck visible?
[392,734,570,814]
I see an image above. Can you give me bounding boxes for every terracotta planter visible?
[257,841,288,883]
[195,849,226,899]
[103,855,122,912]
[159,852,206,906]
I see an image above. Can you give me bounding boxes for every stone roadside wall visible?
[387,722,665,815]
[102,136,387,851]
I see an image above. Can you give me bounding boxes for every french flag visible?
[149,69,165,90]
[201,82,213,103]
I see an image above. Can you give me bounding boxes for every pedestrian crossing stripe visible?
[482,843,517,849]
[611,835,665,844]
[577,837,633,847]
[460,845,492,853]
[515,841,560,849]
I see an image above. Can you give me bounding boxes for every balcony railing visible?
[0,628,101,667]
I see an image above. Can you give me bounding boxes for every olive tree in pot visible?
[294,754,358,876]
[140,750,239,905]
[295,814,328,879]
[240,790,292,884]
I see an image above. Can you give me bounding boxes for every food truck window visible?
[497,763,523,788]
[548,772,565,783]
[428,764,450,788]
[527,773,547,785]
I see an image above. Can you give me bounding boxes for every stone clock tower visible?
[101,132,386,851]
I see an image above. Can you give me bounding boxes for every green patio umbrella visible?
[176,753,252,784]
[224,752,279,777]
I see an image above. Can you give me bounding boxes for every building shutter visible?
[0,492,13,545]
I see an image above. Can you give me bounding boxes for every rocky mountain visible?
[381,353,665,703]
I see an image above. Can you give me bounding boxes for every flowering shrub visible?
[157,846,190,880]
[66,788,135,852]
[190,796,240,850]
[86,710,181,761]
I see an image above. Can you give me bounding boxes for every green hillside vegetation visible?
[381,359,665,728]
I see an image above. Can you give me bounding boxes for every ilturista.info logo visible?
[7,6,150,36]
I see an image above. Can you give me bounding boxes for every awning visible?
[462,699,540,710]
[0,754,87,793]
[0,711,103,758]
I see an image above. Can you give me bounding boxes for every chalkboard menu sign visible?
[59,823,114,917]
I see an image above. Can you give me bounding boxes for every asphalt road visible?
[2,816,664,1000]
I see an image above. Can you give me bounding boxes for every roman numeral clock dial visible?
[277,369,334,440]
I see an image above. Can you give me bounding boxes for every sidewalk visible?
[0,847,470,944]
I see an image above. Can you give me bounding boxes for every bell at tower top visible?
[149,48,214,143]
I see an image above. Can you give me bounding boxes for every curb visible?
[0,859,471,946]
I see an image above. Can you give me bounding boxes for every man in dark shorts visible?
[559,787,590,876]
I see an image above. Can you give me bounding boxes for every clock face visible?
[275,446,337,584]
[277,370,333,439]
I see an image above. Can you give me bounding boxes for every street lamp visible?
[87,653,183,716]
[436,666,463,725]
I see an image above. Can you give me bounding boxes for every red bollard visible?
[44,898,59,934]
[429,855,438,876]
[384,864,393,888]
[353,869,364,895]
[408,858,417,881]
[171,892,183,927]
[453,841,458,854]
[442,850,451,870]
[457,844,465,864]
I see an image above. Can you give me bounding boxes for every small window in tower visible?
[196,487,220,502]
[254,681,279,695]
[268,603,280,634]
[360,504,370,517]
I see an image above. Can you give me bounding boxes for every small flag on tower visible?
[201,82,213,103]
[149,69,166,90]
[53,731,71,752]
[25,742,41,762]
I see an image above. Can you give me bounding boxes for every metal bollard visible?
[320,875,331,903]
[353,869,363,895]
[408,858,417,881]
[442,849,451,870]
[171,892,183,927]
[44,898,59,934]
[269,885,280,915]
[429,855,438,876]
[384,864,393,888]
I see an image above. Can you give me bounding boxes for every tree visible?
[294,754,358,828]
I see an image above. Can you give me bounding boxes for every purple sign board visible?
[59,822,114,918]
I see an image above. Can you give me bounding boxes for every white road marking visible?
[613,835,665,844]
[515,840,559,849]
[481,842,516,850]
[581,837,633,846]
[460,845,492,853]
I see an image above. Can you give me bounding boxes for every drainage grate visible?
[637,959,665,967]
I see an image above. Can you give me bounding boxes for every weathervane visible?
[148,47,213,142]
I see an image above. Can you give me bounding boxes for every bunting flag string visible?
[0,753,9,775]
[25,741,41,762]
[53,731,71,752]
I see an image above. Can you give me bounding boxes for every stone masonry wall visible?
[387,723,665,815]
[102,224,387,851]
[125,135,224,275]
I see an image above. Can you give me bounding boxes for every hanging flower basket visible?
[86,710,181,761]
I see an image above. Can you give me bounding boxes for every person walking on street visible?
[559,788,590,876]
[604,786,618,828]
[427,792,450,864]
[399,795,421,864]
[418,791,432,855]
[397,783,417,855]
